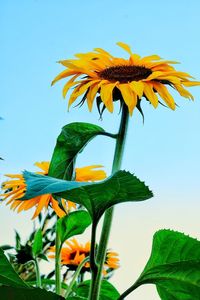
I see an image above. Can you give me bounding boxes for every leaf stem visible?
[65,256,90,298]
[90,103,130,300]
[34,258,42,288]
[55,222,61,295]
[117,280,140,299]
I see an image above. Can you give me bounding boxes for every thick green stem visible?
[89,103,130,300]
[34,258,42,288]
[55,224,61,295]
[65,256,89,299]
[88,222,98,299]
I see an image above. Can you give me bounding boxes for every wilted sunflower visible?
[52,42,200,115]
[48,238,119,274]
[1,163,106,219]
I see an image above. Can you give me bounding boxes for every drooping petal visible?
[153,82,176,110]
[86,83,99,111]
[174,84,194,100]
[117,83,137,115]
[129,81,144,98]
[182,81,200,87]
[100,83,116,112]
[143,82,159,108]
[51,69,78,86]
[68,80,100,108]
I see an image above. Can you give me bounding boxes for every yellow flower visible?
[52,42,200,115]
[1,162,106,219]
[48,238,119,273]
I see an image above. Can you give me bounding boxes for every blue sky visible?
[1,1,200,299]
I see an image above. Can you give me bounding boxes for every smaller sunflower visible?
[1,162,106,219]
[52,42,200,115]
[48,238,119,274]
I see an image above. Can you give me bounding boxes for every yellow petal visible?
[182,81,200,87]
[86,83,99,111]
[116,42,132,55]
[129,81,144,98]
[32,195,50,219]
[143,82,159,108]
[100,83,116,112]
[51,69,77,86]
[174,84,194,100]
[62,74,80,98]
[153,82,175,110]
[68,80,100,108]
[117,84,137,115]
[94,48,113,58]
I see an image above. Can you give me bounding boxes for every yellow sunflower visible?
[1,163,106,219]
[48,238,119,274]
[52,42,200,115]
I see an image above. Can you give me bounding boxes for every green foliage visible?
[0,248,27,288]
[0,286,64,300]
[32,229,43,258]
[48,122,105,180]
[75,280,120,300]
[57,211,91,246]
[22,171,153,223]
[134,230,200,300]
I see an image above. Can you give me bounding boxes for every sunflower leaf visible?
[0,248,28,287]
[128,230,200,300]
[32,229,43,258]
[57,210,91,246]
[75,279,120,300]
[0,286,64,299]
[22,170,153,222]
[48,122,105,180]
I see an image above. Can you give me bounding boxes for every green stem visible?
[55,223,61,295]
[117,281,140,300]
[88,222,98,299]
[34,258,42,288]
[65,256,89,299]
[90,103,130,300]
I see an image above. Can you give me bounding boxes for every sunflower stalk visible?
[34,258,42,288]
[55,222,61,295]
[89,103,130,300]
[65,256,89,299]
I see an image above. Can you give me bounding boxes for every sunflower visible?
[52,42,200,115]
[48,238,119,274]
[1,163,106,219]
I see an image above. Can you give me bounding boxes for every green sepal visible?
[57,211,91,246]
[22,170,153,223]
[48,122,106,180]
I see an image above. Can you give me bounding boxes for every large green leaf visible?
[22,171,153,222]
[0,286,64,300]
[75,279,120,300]
[0,248,27,288]
[126,230,200,300]
[48,122,105,180]
[57,211,91,246]
[32,229,43,258]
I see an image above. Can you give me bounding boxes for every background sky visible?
[1,1,200,299]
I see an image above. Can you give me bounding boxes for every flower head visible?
[1,162,106,219]
[48,238,119,274]
[52,42,200,115]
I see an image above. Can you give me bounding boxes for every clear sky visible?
[1,1,200,299]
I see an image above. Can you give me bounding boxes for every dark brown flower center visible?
[98,65,152,83]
